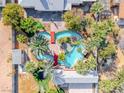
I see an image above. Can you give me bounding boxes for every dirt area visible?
[101,29,124,80]
[0,21,12,93]
[116,29,124,69]
[19,73,38,93]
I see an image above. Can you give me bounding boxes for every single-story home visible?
[1,0,96,11]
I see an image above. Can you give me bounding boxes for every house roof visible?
[119,0,124,18]
[19,0,64,11]
[18,0,96,11]
[54,70,98,85]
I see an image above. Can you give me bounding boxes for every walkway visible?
[49,22,66,54]
[0,21,12,93]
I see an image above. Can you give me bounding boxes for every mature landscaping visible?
[1,2,124,93]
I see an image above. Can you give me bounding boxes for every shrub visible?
[90,2,103,15]
[57,37,71,44]
[63,8,83,31]
[17,34,27,43]
[2,4,24,31]
[25,61,36,74]
[20,17,44,37]
[99,80,119,93]
[75,54,96,75]
[99,69,124,93]
[58,53,65,61]
[99,43,116,59]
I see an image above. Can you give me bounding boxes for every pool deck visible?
[49,21,66,54]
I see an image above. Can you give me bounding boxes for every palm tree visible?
[29,34,49,56]
[25,61,64,93]
[90,2,103,21]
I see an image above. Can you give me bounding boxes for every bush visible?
[57,37,71,44]
[75,54,96,75]
[20,17,44,37]
[2,4,24,31]
[17,34,27,43]
[99,69,124,93]
[25,61,36,73]
[58,53,65,61]
[90,2,103,14]
[63,9,83,31]
[99,43,116,59]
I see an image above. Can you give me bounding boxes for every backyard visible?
[1,2,124,93]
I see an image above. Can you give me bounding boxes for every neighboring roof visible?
[12,49,22,64]
[18,0,96,11]
[19,0,64,11]
[119,0,124,18]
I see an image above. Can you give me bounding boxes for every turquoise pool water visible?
[37,54,53,61]
[37,30,84,68]
[55,30,82,40]
[38,31,50,39]
[64,45,84,68]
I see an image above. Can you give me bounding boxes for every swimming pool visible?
[37,30,84,68]
[37,54,54,61]
[64,45,84,68]
[38,31,50,39]
[55,30,82,40]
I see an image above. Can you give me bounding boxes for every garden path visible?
[49,22,66,54]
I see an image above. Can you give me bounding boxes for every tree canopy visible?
[2,4,24,31]
[20,17,44,34]
[63,8,83,31]
[29,34,49,55]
